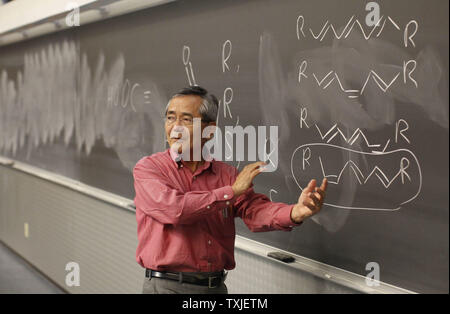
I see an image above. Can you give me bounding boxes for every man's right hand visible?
[232,161,266,197]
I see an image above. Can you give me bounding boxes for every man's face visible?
[165,95,213,156]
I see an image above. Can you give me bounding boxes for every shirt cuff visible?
[277,205,303,229]
[212,185,235,204]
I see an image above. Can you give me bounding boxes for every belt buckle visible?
[208,276,219,288]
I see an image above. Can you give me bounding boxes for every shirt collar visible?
[167,148,216,174]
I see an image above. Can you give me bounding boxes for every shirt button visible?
[180,164,183,168]
[226,201,230,205]
[224,194,229,199]
[208,240,211,245]
[207,205,210,209]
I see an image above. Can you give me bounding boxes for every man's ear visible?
[207,122,216,139]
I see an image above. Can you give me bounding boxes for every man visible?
[133,86,328,294]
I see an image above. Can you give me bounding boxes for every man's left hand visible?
[290,178,328,224]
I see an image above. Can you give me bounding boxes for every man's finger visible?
[253,161,267,168]
[302,200,316,212]
[320,178,328,191]
[303,179,316,193]
[309,192,321,207]
[314,187,325,201]
[244,161,266,173]
[249,168,263,180]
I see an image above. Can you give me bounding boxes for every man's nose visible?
[170,125,188,139]
[172,124,185,132]
[174,118,184,127]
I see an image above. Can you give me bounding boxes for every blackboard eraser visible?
[267,251,295,263]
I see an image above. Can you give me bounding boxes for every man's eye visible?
[183,117,193,123]
[167,116,176,122]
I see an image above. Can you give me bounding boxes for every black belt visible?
[145,269,227,288]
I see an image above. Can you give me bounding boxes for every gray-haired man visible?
[133,86,328,294]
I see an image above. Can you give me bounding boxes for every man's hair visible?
[165,86,219,123]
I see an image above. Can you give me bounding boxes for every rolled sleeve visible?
[213,185,235,202]
[234,188,302,232]
[274,204,303,229]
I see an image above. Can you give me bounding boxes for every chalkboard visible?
[0,0,448,293]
